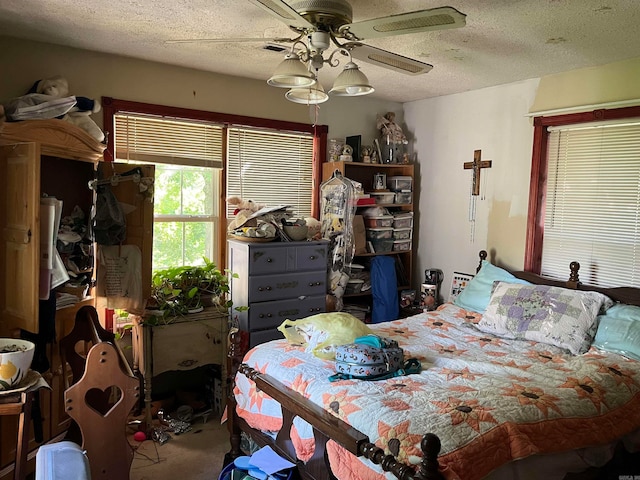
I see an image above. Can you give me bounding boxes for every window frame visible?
[102,97,328,271]
[525,104,640,274]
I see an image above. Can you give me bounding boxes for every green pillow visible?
[454,260,531,313]
[593,303,640,360]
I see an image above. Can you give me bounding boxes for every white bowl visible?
[0,339,35,391]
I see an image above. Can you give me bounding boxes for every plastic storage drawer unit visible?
[394,191,412,204]
[388,176,412,191]
[393,239,412,251]
[370,192,395,204]
[393,212,414,229]
[371,238,394,252]
[363,215,393,228]
[393,228,413,240]
[366,227,393,240]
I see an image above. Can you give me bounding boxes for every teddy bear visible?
[226,196,266,232]
[28,76,105,142]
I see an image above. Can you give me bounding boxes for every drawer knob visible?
[267,313,273,318]
[266,286,272,291]
[259,314,265,318]
[309,255,316,260]
[258,287,263,291]
[267,258,273,263]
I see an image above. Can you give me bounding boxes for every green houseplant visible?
[148,257,239,322]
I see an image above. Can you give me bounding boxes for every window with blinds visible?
[227,127,314,218]
[114,113,224,271]
[542,121,640,288]
[113,112,316,272]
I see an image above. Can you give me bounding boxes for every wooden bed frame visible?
[224,251,640,480]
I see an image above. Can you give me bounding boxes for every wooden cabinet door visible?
[0,143,40,336]
[94,162,154,317]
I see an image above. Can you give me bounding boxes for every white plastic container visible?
[388,176,412,191]
[345,278,365,294]
[393,239,412,251]
[36,441,90,480]
[393,212,414,229]
[394,191,412,204]
[370,192,395,205]
[366,227,393,240]
[363,215,393,228]
[393,227,413,240]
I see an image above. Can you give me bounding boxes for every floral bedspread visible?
[234,304,640,480]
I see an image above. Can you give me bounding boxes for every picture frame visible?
[346,135,361,163]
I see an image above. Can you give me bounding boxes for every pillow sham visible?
[478,282,613,354]
[593,303,640,360]
[454,260,531,313]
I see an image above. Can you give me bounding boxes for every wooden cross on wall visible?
[463,149,492,196]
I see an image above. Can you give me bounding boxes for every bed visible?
[224,251,640,480]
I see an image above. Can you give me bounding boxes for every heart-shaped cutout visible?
[85,386,122,417]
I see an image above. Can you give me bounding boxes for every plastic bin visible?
[393,212,414,229]
[388,176,412,191]
[219,457,294,480]
[366,227,393,240]
[370,238,394,253]
[394,192,412,204]
[393,228,413,240]
[370,192,395,205]
[346,278,365,294]
[393,239,412,251]
[363,215,393,228]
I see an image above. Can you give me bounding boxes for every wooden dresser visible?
[132,308,229,427]
[227,239,328,348]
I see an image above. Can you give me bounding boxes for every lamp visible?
[267,33,374,102]
[267,43,316,88]
[285,74,329,104]
[328,53,374,96]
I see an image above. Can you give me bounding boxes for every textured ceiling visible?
[1,0,639,103]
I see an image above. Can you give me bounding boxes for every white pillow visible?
[478,282,613,354]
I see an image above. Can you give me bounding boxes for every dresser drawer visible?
[246,295,325,331]
[247,243,328,275]
[249,329,284,348]
[248,271,326,302]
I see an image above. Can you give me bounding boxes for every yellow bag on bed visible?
[278,312,374,360]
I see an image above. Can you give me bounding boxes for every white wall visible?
[404,79,539,291]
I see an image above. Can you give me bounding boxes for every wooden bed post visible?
[224,327,245,466]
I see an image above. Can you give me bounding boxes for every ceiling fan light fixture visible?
[329,61,374,96]
[267,52,316,88]
[285,82,329,104]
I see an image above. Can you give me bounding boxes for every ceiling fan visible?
[169,0,466,76]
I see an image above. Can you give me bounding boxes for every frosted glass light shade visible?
[329,62,374,96]
[267,54,316,88]
[285,82,329,104]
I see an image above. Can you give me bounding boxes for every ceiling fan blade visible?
[248,0,315,30]
[339,6,466,40]
[165,37,295,44]
[347,43,433,76]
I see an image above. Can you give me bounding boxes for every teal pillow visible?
[454,260,531,313]
[593,303,640,360]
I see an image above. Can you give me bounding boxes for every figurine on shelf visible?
[377,111,408,145]
[361,145,372,163]
[339,144,353,162]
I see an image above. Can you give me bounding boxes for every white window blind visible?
[542,121,640,288]
[114,113,224,168]
[227,127,314,217]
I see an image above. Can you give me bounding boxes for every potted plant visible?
[147,257,239,323]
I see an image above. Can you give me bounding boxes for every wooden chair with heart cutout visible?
[64,340,140,480]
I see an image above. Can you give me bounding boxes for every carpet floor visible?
[129,414,228,480]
